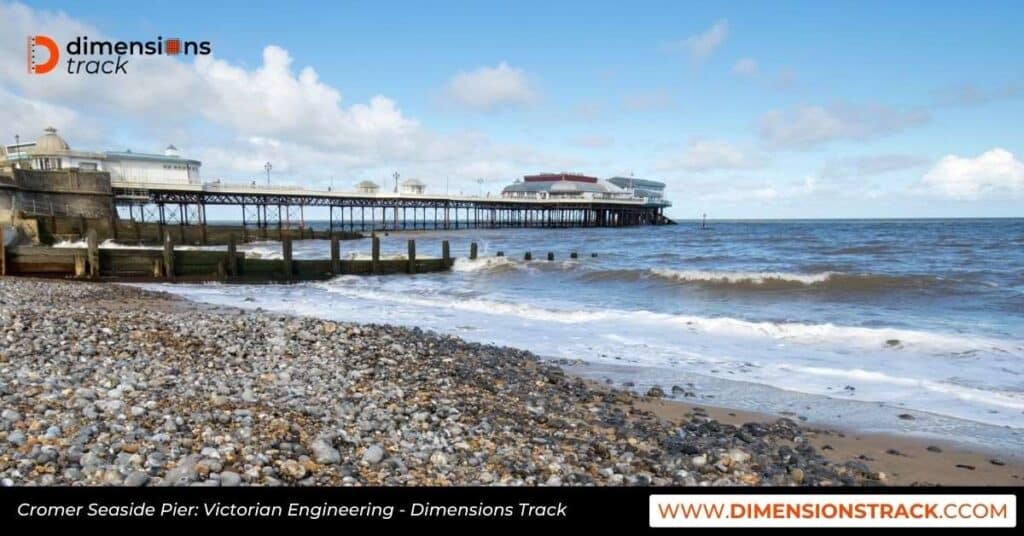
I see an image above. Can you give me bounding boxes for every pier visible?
[111,181,674,234]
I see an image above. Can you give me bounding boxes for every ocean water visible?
[137,219,1024,453]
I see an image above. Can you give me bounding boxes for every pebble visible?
[0,278,862,487]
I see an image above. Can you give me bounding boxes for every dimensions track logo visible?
[27,35,212,75]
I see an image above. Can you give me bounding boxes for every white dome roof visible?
[31,127,70,154]
[357,180,379,189]
[401,178,425,187]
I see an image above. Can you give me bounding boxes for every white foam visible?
[652,268,834,285]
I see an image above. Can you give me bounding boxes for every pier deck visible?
[112,181,674,233]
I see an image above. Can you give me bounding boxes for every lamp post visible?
[393,171,399,193]
[477,178,484,197]
[264,162,272,186]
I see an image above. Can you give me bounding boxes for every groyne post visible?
[0,225,6,276]
[524,252,532,261]
[226,234,238,276]
[470,242,478,260]
[79,215,87,239]
[407,239,416,274]
[442,240,451,266]
[570,252,578,259]
[496,251,504,257]
[371,236,381,274]
[330,234,341,275]
[163,233,174,281]
[87,228,99,278]
[547,252,554,262]
[281,235,293,281]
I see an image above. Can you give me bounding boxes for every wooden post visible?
[227,234,238,276]
[281,235,293,281]
[79,215,87,239]
[330,234,341,275]
[547,252,554,262]
[496,251,504,257]
[109,211,118,241]
[163,233,174,280]
[524,252,532,261]
[570,251,578,259]
[442,240,451,267]
[0,225,6,276]
[407,239,416,274]
[470,242,478,260]
[216,259,227,280]
[87,228,99,278]
[75,255,86,278]
[371,236,381,274]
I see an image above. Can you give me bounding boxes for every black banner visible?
[0,486,1020,529]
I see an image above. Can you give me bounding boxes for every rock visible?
[789,468,805,484]
[362,444,385,465]
[280,460,307,480]
[926,445,943,453]
[955,464,976,471]
[310,438,341,464]
[124,471,150,487]
[989,459,1006,466]
[897,413,915,420]
[646,386,665,398]
[691,454,707,468]
[7,430,26,446]
[219,471,242,487]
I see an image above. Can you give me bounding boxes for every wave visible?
[649,269,944,292]
[311,279,1020,357]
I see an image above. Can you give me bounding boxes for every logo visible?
[25,35,212,75]
[27,35,59,74]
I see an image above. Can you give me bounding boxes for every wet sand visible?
[637,397,1024,486]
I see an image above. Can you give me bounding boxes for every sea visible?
[134,219,1024,454]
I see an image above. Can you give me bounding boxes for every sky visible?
[2,0,1023,218]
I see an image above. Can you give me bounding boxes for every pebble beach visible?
[0,278,913,487]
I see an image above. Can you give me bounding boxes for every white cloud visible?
[758,102,930,150]
[731,58,758,78]
[921,148,1024,200]
[664,19,729,63]
[932,82,1023,107]
[622,89,675,112]
[0,3,580,189]
[443,62,537,112]
[661,140,767,172]
[821,154,929,179]
[571,135,613,148]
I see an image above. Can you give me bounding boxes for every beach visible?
[1,277,1019,487]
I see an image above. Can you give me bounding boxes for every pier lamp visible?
[264,162,272,185]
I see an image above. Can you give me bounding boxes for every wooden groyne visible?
[1,226,453,282]
[32,214,362,246]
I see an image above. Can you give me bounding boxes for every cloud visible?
[660,139,767,172]
[932,82,1023,107]
[758,102,930,150]
[570,135,614,149]
[731,58,758,78]
[821,154,930,179]
[622,89,675,112]
[921,148,1024,200]
[663,19,729,63]
[443,62,538,112]
[0,2,580,189]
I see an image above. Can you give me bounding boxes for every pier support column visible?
[442,240,451,267]
[470,242,478,260]
[200,203,208,245]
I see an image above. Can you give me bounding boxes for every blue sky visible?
[3,0,1023,218]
